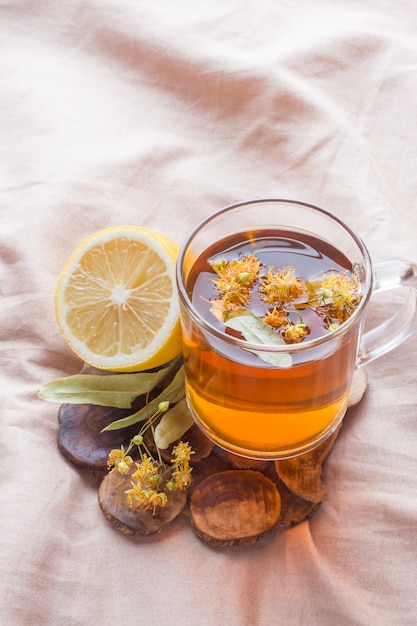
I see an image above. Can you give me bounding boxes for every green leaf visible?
[153,397,194,449]
[225,310,292,368]
[101,366,186,431]
[38,363,173,408]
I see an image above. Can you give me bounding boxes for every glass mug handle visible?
[358,260,417,366]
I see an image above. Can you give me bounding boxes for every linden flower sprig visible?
[209,255,362,345]
[210,254,262,310]
[313,270,362,328]
[258,266,310,343]
[281,312,310,343]
[107,401,194,515]
[210,258,312,342]
[259,265,307,305]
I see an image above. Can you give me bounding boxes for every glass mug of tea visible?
[176,199,417,460]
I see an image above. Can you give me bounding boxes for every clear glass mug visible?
[176,199,417,460]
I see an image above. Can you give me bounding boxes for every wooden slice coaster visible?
[276,480,321,527]
[182,453,230,516]
[98,467,187,536]
[189,470,281,547]
[57,403,138,473]
[264,466,321,527]
[273,369,369,505]
[274,424,342,503]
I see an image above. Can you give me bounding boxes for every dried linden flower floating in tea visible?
[209,254,262,309]
[259,265,307,305]
[209,255,362,345]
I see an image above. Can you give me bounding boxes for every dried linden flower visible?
[208,254,362,345]
[107,402,194,514]
[317,271,361,324]
[107,445,133,471]
[170,441,194,491]
[210,255,262,310]
[282,321,309,344]
[259,266,307,305]
[262,306,289,329]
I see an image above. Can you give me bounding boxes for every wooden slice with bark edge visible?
[190,470,281,547]
[274,424,342,503]
[182,453,230,516]
[274,369,368,503]
[57,403,139,477]
[265,465,321,527]
[98,466,187,536]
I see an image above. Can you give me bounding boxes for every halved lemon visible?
[54,226,182,372]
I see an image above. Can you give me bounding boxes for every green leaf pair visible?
[38,363,173,408]
[38,357,186,432]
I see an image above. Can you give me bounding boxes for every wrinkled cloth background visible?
[1,1,417,625]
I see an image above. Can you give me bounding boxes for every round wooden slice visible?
[265,466,321,527]
[276,477,321,527]
[182,453,230,516]
[98,468,187,536]
[274,424,342,504]
[57,403,139,472]
[190,470,281,547]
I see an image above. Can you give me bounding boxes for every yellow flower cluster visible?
[210,256,362,343]
[259,266,306,305]
[259,266,309,342]
[210,255,262,310]
[107,445,134,474]
[282,320,309,343]
[125,455,166,512]
[316,271,362,325]
[167,442,194,491]
[107,403,194,515]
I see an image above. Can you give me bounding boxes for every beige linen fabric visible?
[1,1,416,625]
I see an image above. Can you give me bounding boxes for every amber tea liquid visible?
[182,229,362,458]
